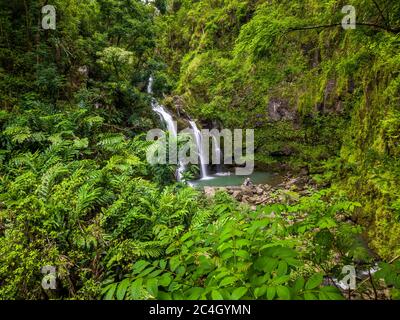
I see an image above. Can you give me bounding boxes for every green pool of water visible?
[189,171,283,188]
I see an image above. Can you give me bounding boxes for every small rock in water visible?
[242,177,253,187]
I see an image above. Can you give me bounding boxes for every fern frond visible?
[36,163,69,199]
[3,125,32,143]
[191,209,214,229]
[97,133,126,152]
[75,184,103,215]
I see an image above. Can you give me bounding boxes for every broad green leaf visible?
[170,256,181,272]
[265,257,279,273]
[198,255,212,269]
[180,232,192,242]
[272,247,297,259]
[211,290,224,300]
[159,259,167,270]
[148,269,164,278]
[221,248,234,260]
[273,275,291,285]
[214,271,231,281]
[158,274,172,287]
[231,287,248,300]
[236,249,251,260]
[305,273,324,290]
[137,266,156,278]
[132,260,150,274]
[318,217,337,229]
[318,291,330,300]
[146,278,158,298]
[187,287,204,300]
[266,286,276,300]
[176,265,186,276]
[235,239,251,247]
[304,292,317,300]
[294,277,305,292]
[285,257,301,267]
[253,275,268,286]
[320,286,344,300]
[116,278,130,300]
[276,285,290,300]
[130,278,143,300]
[254,286,267,298]
[277,261,288,276]
[158,291,172,300]
[219,276,237,287]
[103,283,117,300]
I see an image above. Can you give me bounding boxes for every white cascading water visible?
[212,135,225,175]
[188,120,210,179]
[147,76,185,180]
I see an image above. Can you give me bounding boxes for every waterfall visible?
[188,120,210,179]
[212,135,223,174]
[148,76,185,181]
[148,76,214,181]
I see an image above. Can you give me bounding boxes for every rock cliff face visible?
[267,98,296,122]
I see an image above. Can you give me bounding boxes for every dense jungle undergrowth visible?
[0,0,399,300]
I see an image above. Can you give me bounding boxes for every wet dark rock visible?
[242,177,253,187]
[232,190,242,201]
[270,145,295,157]
[255,186,264,195]
[299,166,309,176]
[267,98,296,121]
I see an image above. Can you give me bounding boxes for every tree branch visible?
[372,0,389,29]
[287,22,400,34]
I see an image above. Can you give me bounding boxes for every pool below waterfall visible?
[188,171,283,188]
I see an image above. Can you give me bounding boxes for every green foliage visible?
[1,0,400,301]
[158,0,400,260]
[375,260,400,300]
[100,191,370,300]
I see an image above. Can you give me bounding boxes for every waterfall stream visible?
[147,76,185,180]
[188,120,210,179]
[148,76,223,181]
[212,135,223,174]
